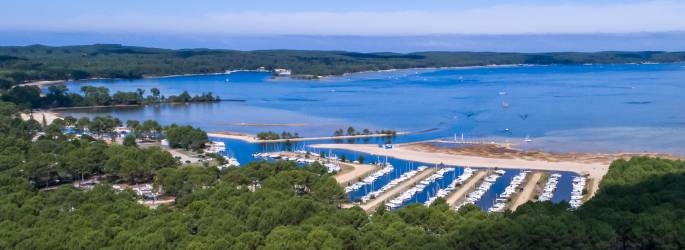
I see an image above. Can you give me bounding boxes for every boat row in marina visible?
[569,176,587,209]
[217,156,241,170]
[455,170,506,210]
[345,163,394,193]
[252,152,341,173]
[205,141,226,154]
[538,173,562,202]
[424,168,476,206]
[488,171,529,213]
[386,167,455,210]
[360,166,427,203]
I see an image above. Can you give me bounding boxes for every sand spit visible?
[207,131,406,143]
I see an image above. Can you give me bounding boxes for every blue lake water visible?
[59,63,685,155]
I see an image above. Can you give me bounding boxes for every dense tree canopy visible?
[2,44,685,88]
[0,85,219,109]
[165,124,209,151]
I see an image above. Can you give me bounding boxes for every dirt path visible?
[509,172,543,211]
[444,171,488,207]
[360,168,437,212]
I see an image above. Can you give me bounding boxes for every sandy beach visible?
[310,143,610,198]
[20,111,61,125]
[207,131,407,143]
[509,172,543,211]
[359,167,437,212]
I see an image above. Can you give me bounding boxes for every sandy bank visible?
[21,111,61,125]
[310,143,609,198]
[18,80,66,88]
[208,131,406,143]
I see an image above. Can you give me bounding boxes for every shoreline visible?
[309,143,609,198]
[336,64,532,77]
[49,104,144,111]
[46,101,221,112]
[15,63,544,88]
[208,131,406,143]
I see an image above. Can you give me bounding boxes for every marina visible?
[539,173,562,202]
[488,171,529,213]
[424,168,476,206]
[207,139,582,211]
[204,137,584,210]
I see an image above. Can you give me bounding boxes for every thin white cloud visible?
[4,1,685,35]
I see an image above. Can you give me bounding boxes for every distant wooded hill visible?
[1,44,684,88]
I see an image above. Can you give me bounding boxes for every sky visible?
[2,0,685,51]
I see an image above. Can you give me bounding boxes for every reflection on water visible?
[58,63,685,155]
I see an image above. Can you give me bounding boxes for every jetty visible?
[509,172,543,211]
[359,167,437,212]
[445,171,488,207]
